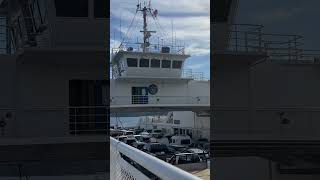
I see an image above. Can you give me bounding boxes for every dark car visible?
[168,145,187,153]
[142,143,172,161]
[133,141,146,150]
[182,148,209,161]
[196,138,209,148]
[143,143,168,153]
[167,153,202,165]
[124,137,136,146]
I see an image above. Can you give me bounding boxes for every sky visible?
[110,0,210,79]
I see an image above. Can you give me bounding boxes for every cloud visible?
[110,0,210,57]
[185,63,206,69]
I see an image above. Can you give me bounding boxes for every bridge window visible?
[174,120,180,124]
[94,0,108,18]
[139,58,149,67]
[55,0,88,17]
[172,60,182,69]
[161,60,171,68]
[151,59,160,68]
[127,58,138,67]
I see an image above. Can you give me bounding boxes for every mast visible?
[143,6,148,52]
[137,1,156,53]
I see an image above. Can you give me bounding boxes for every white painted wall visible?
[214,157,320,180]
[214,58,320,140]
[110,79,209,101]
[51,0,107,49]
[0,51,105,138]
[172,111,195,127]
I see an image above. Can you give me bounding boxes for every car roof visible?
[118,135,127,138]
[186,148,207,153]
[175,153,197,156]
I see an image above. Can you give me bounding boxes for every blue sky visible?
[110,0,210,79]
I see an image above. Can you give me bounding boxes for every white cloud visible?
[185,63,207,70]
[110,0,210,57]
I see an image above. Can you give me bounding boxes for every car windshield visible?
[150,144,167,152]
[127,139,135,143]
[181,139,190,145]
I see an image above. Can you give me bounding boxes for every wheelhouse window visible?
[172,60,183,69]
[55,0,88,17]
[161,60,171,68]
[94,0,108,18]
[139,58,149,67]
[127,58,138,67]
[174,120,180,124]
[151,59,160,68]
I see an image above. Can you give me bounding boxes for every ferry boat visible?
[214,0,320,179]
[110,1,209,179]
[0,0,108,179]
[110,1,210,116]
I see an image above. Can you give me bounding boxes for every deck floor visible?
[191,168,210,180]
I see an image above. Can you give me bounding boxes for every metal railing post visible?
[294,36,298,60]
[245,32,248,52]
[258,29,262,52]
[288,40,291,62]
[235,25,238,52]
[74,108,77,136]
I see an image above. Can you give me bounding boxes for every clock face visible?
[148,84,158,95]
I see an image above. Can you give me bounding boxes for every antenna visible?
[120,13,122,41]
[171,19,173,47]
[137,2,156,53]
[113,31,116,48]
[175,31,177,47]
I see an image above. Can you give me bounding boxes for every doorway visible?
[132,87,148,104]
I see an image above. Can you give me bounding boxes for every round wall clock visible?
[148,84,158,95]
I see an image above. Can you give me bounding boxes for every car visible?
[133,141,146,150]
[168,145,187,153]
[170,135,192,146]
[142,143,172,161]
[124,136,136,146]
[143,143,168,154]
[182,148,209,160]
[134,135,151,143]
[166,153,208,171]
[117,135,128,142]
[120,130,134,136]
[166,153,203,165]
[196,138,209,148]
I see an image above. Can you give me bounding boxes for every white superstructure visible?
[109,1,210,179]
[138,111,210,140]
[110,1,210,115]
[0,0,108,178]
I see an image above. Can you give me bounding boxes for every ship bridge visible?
[110,1,210,116]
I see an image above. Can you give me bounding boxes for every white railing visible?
[0,106,109,137]
[110,96,209,106]
[69,106,109,136]
[110,137,201,180]
[182,69,208,81]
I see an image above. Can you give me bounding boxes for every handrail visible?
[110,137,201,180]
[0,106,109,136]
[114,42,186,55]
[110,96,210,105]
